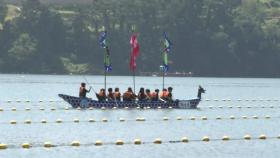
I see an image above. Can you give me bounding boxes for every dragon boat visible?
[58,94,200,109]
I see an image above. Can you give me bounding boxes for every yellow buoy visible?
[190,116,196,120]
[115,140,124,145]
[119,118,125,122]
[11,107,16,111]
[24,120,32,124]
[222,136,230,141]
[44,142,53,148]
[176,116,183,120]
[163,117,169,121]
[101,107,106,110]
[277,135,280,139]
[259,134,266,140]
[73,118,79,123]
[202,136,210,142]
[136,117,145,121]
[71,141,81,146]
[237,106,241,108]
[25,100,30,103]
[125,107,129,109]
[244,134,251,140]
[0,143,7,149]
[201,116,207,120]
[228,106,233,108]
[64,107,69,110]
[25,107,31,111]
[50,107,56,111]
[216,116,222,120]
[112,107,117,109]
[218,106,223,109]
[41,119,47,123]
[265,115,270,119]
[154,138,162,144]
[0,108,3,111]
[242,116,248,119]
[22,143,31,149]
[168,106,173,109]
[77,107,81,110]
[95,140,102,146]
[229,115,235,119]
[56,119,62,123]
[10,120,17,124]
[252,115,258,119]
[147,106,151,109]
[40,107,45,111]
[102,118,108,122]
[134,139,142,145]
[88,118,95,122]
[181,137,189,143]
[88,107,93,110]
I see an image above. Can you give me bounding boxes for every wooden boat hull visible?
[58,94,200,109]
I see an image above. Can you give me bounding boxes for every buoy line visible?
[0,135,279,150]
[203,99,278,102]
[0,115,277,125]
[0,105,279,112]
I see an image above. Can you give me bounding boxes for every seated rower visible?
[167,87,173,102]
[107,88,114,101]
[123,87,136,101]
[114,87,121,101]
[159,88,168,101]
[137,87,147,101]
[96,88,106,102]
[145,89,152,101]
[79,82,91,98]
[151,89,159,101]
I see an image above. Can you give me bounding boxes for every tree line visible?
[0,0,279,77]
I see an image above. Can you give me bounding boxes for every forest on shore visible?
[0,0,279,77]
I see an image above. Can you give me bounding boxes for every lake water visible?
[0,74,280,158]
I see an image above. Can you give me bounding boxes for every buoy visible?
[202,136,210,142]
[101,107,106,110]
[147,106,151,109]
[56,119,62,123]
[41,119,47,123]
[39,100,43,103]
[119,118,125,122]
[125,107,129,109]
[22,143,31,148]
[190,116,196,120]
[237,106,241,108]
[25,100,30,103]
[136,106,140,109]
[229,115,235,119]
[88,118,95,122]
[112,107,117,109]
[44,142,53,148]
[24,119,32,124]
[77,107,81,110]
[208,106,213,109]
[25,107,31,111]
[242,116,248,119]
[247,106,251,108]
[244,134,251,140]
[201,116,207,120]
[259,134,266,140]
[252,115,258,119]
[16,100,21,103]
[277,135,280,139]
[176,116,183,120]
[136,117,145,121]
[134,139,142,145]
[154,138,162,144]
[0,108,3,111]
[222,136,230,141]
[73,118,79,123]
[181,137,189,143]
[216,116,222,120]
[265,115,270,119]
[51,107,56,111]
[205,99,210,101]
[0,143,7,149]
[102,118,108,122]
[40,107,45,111]
[218,106,223,109]
[115,140,124,145]
[168,106,173,109]
[95,140,102,146]
[64,107,69,110]
[71,141,80,146]
[228,106,233,108]
[11,107,16,111]
[88,107,93,110]
[157,106,162,109]
[10,120,17,124]
[163,117,169,121]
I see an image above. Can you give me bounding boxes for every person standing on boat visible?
[114,87,121,101]
[151,89,159,101]
[137,87,147,101]
[79,82,91,98]
[96,88,106,102]
[107,88,114,101]
[123,87,136,101]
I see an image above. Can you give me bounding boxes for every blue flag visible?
[99,31,112,72]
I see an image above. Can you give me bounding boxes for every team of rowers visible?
[79,82,174,102]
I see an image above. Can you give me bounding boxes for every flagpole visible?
[104,69,107,94]
[162,70,165,90]
[133,70,136,93]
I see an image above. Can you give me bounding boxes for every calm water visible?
[0,74,280,158]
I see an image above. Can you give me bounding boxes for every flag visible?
[162,32,172,72]
[99,31,112,72]
[130,33,140,71]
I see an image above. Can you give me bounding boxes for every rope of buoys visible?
[0,115,277,125]
[0,134,279,150]
[203,99,278,102]
[204,105,280,109]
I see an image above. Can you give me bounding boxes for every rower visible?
[160,88,168,101]
[167,87,173,102]
[113,87,121,101]
[123,87,136,101]
[145,89,152,101]
[79,82,91,98]
[137,87,147,101]
[151,89,159,101]
[96,88,106,102]
[107,88,114,101]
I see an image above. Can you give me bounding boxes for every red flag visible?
[130,33,140,71]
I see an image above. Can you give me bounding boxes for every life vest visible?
[107,92,114,100]
[151,92,158,101]
[114,92,121,101]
